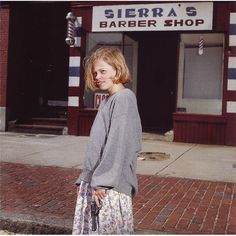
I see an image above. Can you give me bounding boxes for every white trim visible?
[69,76,80,87]
[227,101,236,113]
[74,37,81,48]
[47,100,68,107]
[227,80,236,91]
[0,107,6,131]
[69,56,81,67]
[230,12,236,24]
[229,35,236,47]
[228,57,236,68]
[68,96,79,107]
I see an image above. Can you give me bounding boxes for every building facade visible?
[0,1,235,145]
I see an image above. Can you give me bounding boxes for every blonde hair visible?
[84,47,131,91]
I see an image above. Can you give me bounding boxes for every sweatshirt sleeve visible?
[90,94,140,190]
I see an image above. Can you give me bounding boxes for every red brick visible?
[170,210,184,221]
[201,196,214,206]
[227,225,236,234]
[176,218,191,230]
[218,206,229,222]
[152,223,165,232]
[229,206,236,219]
[192,216,204,225]
[177,200,190,209]
[140,211,157,224]
[201,218,215,233]
[164,217,178,229]
[134,208,150,220]
[137,221,152,230]
[195,206,208,218]
[213,223,226,234]
[188,223,201,233]
[0,7,9,106]
[182,207,195,219]
[1,162,236,234]
[229,217,236,226]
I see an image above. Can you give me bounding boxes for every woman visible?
[73,47,142,235]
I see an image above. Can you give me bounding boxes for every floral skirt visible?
[72,181,134,235]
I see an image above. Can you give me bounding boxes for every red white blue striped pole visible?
[198,36,204,55]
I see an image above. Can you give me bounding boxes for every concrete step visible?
[13,124,67,135]
[15,124,64,130]
[32,117,67,122]
[32,117,67,126]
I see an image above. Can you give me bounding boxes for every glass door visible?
[84,32,138,108]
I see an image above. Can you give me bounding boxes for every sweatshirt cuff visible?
[75,169,93,186]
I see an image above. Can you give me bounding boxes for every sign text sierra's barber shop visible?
[92,2,213,32]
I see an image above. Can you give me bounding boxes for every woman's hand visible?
[93,188,107,207]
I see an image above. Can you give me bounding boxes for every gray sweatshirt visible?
[76,88,142,197]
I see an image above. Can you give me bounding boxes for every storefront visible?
[0,1,235,145]
[65,1,235,146]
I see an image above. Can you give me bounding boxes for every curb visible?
[0,211,166,235]
[0,211,72,234]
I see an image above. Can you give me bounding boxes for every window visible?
[83,33,138,108]
[177,33,224,115]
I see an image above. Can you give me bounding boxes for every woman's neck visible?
[108,83,125,96]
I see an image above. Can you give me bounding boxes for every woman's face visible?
[93,59,116,92]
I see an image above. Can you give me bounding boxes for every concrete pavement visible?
[1,131,236,183]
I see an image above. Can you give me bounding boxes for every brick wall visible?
[0,6,10,130]
[0,7,9,107]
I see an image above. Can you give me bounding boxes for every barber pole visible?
[198,36,204,55]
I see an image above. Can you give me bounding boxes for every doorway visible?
[7,2,70,124]
[128,32,179,133]
[84,31,178,133]
[84,32,138,108]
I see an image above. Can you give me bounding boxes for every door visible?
[84,33,138,108]
[123,34,138,95]
[135,32,179,133]
[7,2,69,122]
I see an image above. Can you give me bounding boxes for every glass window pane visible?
[177,33,224,115]
[183,47,223,99]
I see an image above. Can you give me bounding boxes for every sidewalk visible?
[0,132,236,234]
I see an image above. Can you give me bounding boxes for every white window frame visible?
[177,33,224,115]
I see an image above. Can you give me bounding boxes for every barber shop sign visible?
[92,2,213,31]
